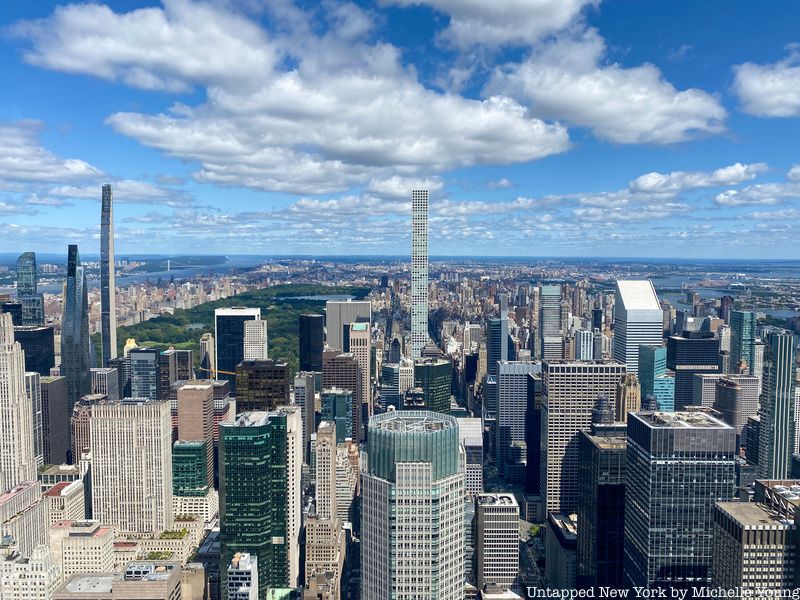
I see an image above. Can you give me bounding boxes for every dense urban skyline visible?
[1,1,800,257]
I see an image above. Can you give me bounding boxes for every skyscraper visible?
[614,373,641,422]
[234,359,291,412]
[129,347,161,401]
[325,301,371,353]
[612,280,662,375]
[61,244,91,407]
[411,189,429,358]
[40,375,69,465]
[299,314,324,372]
[496,361,538,479]
[219,408,302,596]
[100,184,117,366]
[729,310,756,374]
[667,332,720,409]
[540,360,626,514]
[758,331,797,479]
[624,411,736,589]
[215,307,260,393]
[243,318,268,360]
[14,325,55,376]
[322,351,363,442]
[91,397,174,534]
[349,321,372,409]
[16,251,44,326]
[0,313,36,492]
[638,344,675,411]
[474,493,520,592]
[486,294,509,414]
[25,371,44,468]
[361,411,464,600]
[414,356,452,414]
[321,388,353,443]
[540,285,563,361]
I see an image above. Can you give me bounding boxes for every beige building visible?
[176,383,215,487]
[54,561,182,599]
[45,480,85,524]
[615,373,641,422]
[349,322,372,411]
[475,494,519,592]
[50,520,114,580]
[180,563,207,600]
[91,398,173,534]
[0,480,49,557]
[0,544,62,600]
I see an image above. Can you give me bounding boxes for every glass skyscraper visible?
[414,356,452,414]
[638,344,675,411]
[129,347,161,402]
[758,331,797,479]
[666,332,720,410]
[729,310,756,374]
[361,410,464,600]
[215,307,260,393]
[16,252,44,326]
[624,411,736,589]
[299,313,324,372]
[320,387,353,443]
[612,280,663,376]
[61,244,91,407]
[100,184,118,366]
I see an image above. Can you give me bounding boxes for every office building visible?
[638,344,674,411]
[411,189,429,358]
[361,411,464,600]
[54,561,182,599]
[14,325,55,375]
[575,329,593,360]
[158,349,178,401]
[325,301,371,353]
[576,407,626,589]
[322,351,362,442]
[612,280,662,375]
[235,359,291,412]
[540,360,626,514]
[475,493,519,592]
[667,332,720,409]
[0,313,36,491]
[61,245,92,407]
[50,520,114,581]
[70,393,105,462]
[496,361,538,479]
[349,322,372,409]
[321,388,353,444]
[215,307,260,393]
[16,252,44,326]
[487,295,510,409]
[300,314,324,372]
[128,347,160,401]
[177,383,215,487]
[459,417,484,497]
[730,310,756,374]
[90,397,173,534]
[227,553,259,600]
[174,348,193,381]
[243,318,268,360]
[199,332,216,378]
[712,480,800,591]
[172,440,218,522]
[219,407,302,596]
[758,331,797,479]
[715,376,760,448]
[539,285,562,362]
[294,371,317,464]
[100,184,117,366]
[91,367,120,402]
[0,544,61,600]
[414,356,452,414]
[614,373,640,422]
[624,412,736,589]
[45,480,85,523]
[25,371,44,468]
[546,513,578,590]
[41,376,69,465]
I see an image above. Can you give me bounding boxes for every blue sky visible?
[1,0,799,258]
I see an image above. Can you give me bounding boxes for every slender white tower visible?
[411,189,429,358]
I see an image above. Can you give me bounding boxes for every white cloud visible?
[733,46,800,117]
[629,162,768,194]
[50,179,192,206]
[488,177,513,189]
[15,1,569,196]
[0,120,103,183]
[715,182,800,206]
[788,165,800,181]
[382,0,596,48]
[365,176,444,199]
[488,28,726,144]
[13,0,278,93]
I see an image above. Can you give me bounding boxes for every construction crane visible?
[197,366,237,377]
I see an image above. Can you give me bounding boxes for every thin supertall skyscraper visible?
[411,189,428,358]
[100,183,117,365]
[61,244,92,407]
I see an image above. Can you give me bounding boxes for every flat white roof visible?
[457,418,483,447]
[616,280,660,311]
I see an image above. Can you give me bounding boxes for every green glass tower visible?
[219,408,301,597]
[413,357,452,414]
[320,387,353,443]
[173,440,209,497]
[730,310,756,374]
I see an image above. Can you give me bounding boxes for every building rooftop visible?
[350,322,368,331]
[457,418,483,447]
[636,411,731,429]
[44,480,81,497]
[477,493,518,507]
[63,575,115,593]
[716,502,795,528]
[549,513,578,540]
[370,410,457,433]
[616,280,661,311]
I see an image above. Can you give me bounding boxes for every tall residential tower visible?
[100,184,117,365]
[411,189,429,358]
[61,245,91,407]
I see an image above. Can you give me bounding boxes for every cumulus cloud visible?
[488,28,727,144]
[0,120,104,183]
[382,0,596,48]
[788,165,800,181]
[733,45,800,117]
[629,162,768,194]
[715,182,800,206]
[49,179,192,206]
